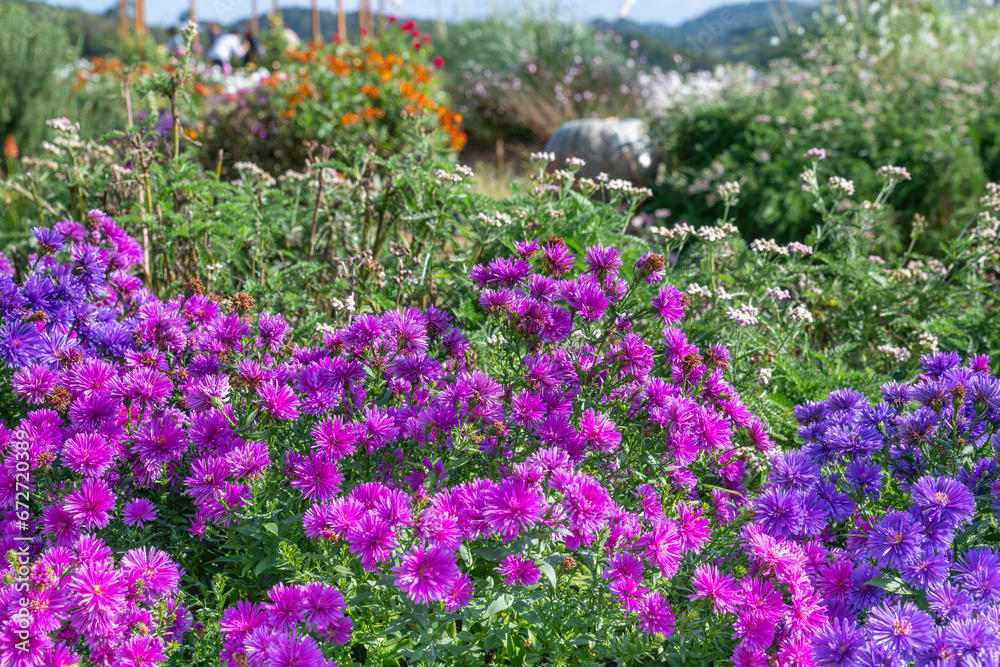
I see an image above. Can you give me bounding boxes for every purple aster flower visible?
[540,239,575,277]
[290,453,343,502]
[0,321,42,368]
[579,410,621,453]
[266,630,324,667]
[393,545,461,604]
[263,583,305,629]
[867,601,934,657]
[637,591,675,636]
[64,478,116,529]
[634,252,666,285]
[116,636,165,667]
[68,561,126,636]
[866,510,926,570]
[498,554,541,587]
[346,513,397,571]
[585,244,623,279]
[514,239,539,258]
[470,256,532,287]
[768,449,819,492]
[444,573,474,612]
[562,277,610,322]
[900,551,949,591]
[185,373,231,412]
[121,546,180,598]
[256,381,300,420]
[753,487,804,539]
[927,582,973,621]
[483,477,545,542]
[652,285,685,323]
[911,476,975,527]
[61,432,114,478]
[847,563,884,611]
[689,564,739,613]
[122,499,158,528]
[845,457,883,496]
[11,364,58,403]
[257,312,290,352]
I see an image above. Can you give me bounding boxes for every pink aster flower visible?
[652,285,685,323]
[256,381,300,420]
[676,503,711,553]
[64,478,116,530]
[11,364,58,403]
[637,591,676,636]
[579,410,621,453]
[483,477,545,542]
[498,554,541,587]
[122,499,157,528]
[121,546,180,599]
[290,453,343,502]
[444,573,474,612]
[689,564,740,614]
[393,545,461,604]
[115,635,165,667]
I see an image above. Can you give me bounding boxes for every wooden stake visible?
[312,0,320,43]
[189,0,196,23]
[251,0,259,34]
[120,0,129,38]
[378,0,386,33]
[136,0,146,36]
[337,0,347,42]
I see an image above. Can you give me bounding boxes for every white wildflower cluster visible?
[715,286,735,301]
[758,367,773,386]
[530,151,555,163]
[981,182,1000,210]
[716,181,741,200]
[485,333,507,346]
[788,304,814,323]
[876,165,912,181]
[727,304,759,326]
[565,157,586,168]
[686,283,713,298]
[918,331,940,353]
[597,173,610,182]
[45,117,79,133]
[40,141,64,156]
[234,162,277,187]
[750,238,790,255]
[577,177,598,192]
[650,222,695,240]
[867,255,886,264]
[696,223,739,243]
[476,211,513,228]
[803,148,827,160]
[912,213,928,237]
[548,209,565,219]
[861,200,881,212]
[456,164,475,179]
[552,169,575,183]
[828,176,856,196]
[316,322,338,336]
[431,168,464,183]
[279,169,312,184]
[765,287,791,300]
[605,179,653,198]
[800,169,819,192]
[787,242,814,256]
[876,344,912,362]
[329,294,356,313]
[975,211,1000,240]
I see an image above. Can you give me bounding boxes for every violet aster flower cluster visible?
[691,351,1000,667]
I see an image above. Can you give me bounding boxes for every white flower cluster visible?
[715,286,735,301]
[788,304,813,323]
[758,367,773,386]
[234,162,277,187]
[565,157,586,168]
[456,164,474,178]
[918,331,940,353]
[696,223,739,243]
[981,182,1000,211]
[787,242,814,256]
[605,179,653,198]
[716,181,741,200]
[650,222,695,240]
[876,165,912,181]
[727,304,759,326]
[750,238,789,255]
[553,169,575,183]
[803,148,827,160]
[45,117,80,133]
[530,152,555,163]
[432,168,464,183]
[876,344,912,362]
[686,283,713,298]
[765,287,791,300]
[330,294,356,313]
[476,212,512,228]
[828,176,856,196]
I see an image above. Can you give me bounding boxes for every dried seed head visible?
[229,293,255,313]
[560,556,577,570]
[47,386,72,412]
[184,278,206,295]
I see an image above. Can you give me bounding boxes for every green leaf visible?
[263,522,279,536]
[484,594,514,618]
[538,561,557,589]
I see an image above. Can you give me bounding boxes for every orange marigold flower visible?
[362,84,380,98]
[341,113,361,126]
[194,82,210,96]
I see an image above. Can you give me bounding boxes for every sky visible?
[41,0,736,27]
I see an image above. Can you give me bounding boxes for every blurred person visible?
[243,23,263,66]
[165,26,184,56]
[206,23,246,74]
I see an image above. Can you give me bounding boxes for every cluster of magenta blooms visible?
[6,212,1000,666]
[733,352,1000,667]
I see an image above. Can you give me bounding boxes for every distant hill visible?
[593,1,816,66]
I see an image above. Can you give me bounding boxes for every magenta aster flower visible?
[64,478,116,530]
[121,546,180,599]
[579,410,621,453]
[68,562,126,636]
[393,545,461,604]
[483,477,545,542]
[256,381,300,420]
[638,519,683,578]
[300,582,346,631]
[185,373,231,412]
[122,499,157,528]
[637,591,675,636]
[676,503,710,553]
[290,452,343,502]
[346,513,398,571]
[652,285,684,323]
[115,635,165,667]
[265,630,324,667]
[61,432,114,478]
[498,554,541,587]
[263,583,306,630]
[11,364,58,403]
[444,573,474,612]
[689,564,739,614]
